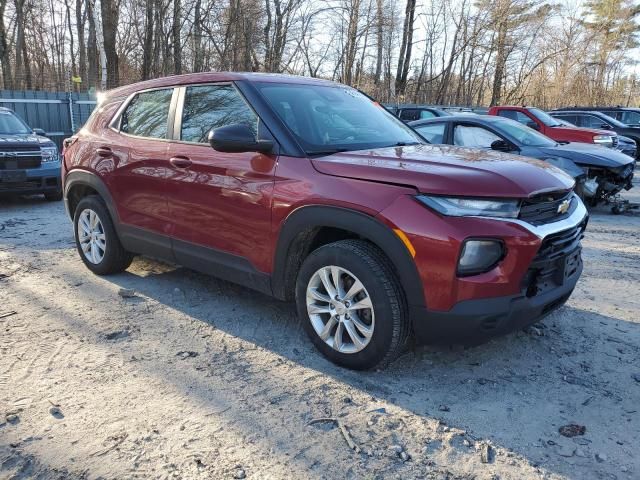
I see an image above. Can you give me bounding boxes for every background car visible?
[550,110,640,159]
[0,107,62,201]
[553,116,637,159]
[551,106,640,128]
[488,105,617,148]
[409,115,635,206]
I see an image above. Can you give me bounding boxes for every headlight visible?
[593,135,613,147]
[458,239,505,276]
[416,195,520,218]
[41,145,59,163]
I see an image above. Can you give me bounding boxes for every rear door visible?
[165,83,277,276]
[106,87,176,255]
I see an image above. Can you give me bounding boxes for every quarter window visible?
[453,125,501,148]
[180,84,258,143]
[581,114,610,129]
[120,88,173,139]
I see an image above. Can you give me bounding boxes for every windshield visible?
[495,117,557,147]
[256,83,423,154]
[528,107,562,127]
[0,110,31,134]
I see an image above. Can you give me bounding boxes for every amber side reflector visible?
[393,229,416,258]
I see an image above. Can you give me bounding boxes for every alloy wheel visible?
[306,266,375,354]
[77,208,106,265]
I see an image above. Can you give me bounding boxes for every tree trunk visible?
[87,0,99,89]
[0,0,12,89]
[141,0,154,79]
[373,0,383,86]
[490,21,507,106]
[76,0,87,88]
[172,0,181,74]
[99,0,119,88]
[395,0,415,96]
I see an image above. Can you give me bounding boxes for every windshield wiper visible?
[306,147,352,157]
[382,141,422,147]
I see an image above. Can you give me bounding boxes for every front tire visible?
[295,240,410,370]
[73,195,133,275]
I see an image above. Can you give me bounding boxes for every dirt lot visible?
[1,187,639,480]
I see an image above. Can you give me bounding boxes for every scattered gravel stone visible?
[176,351,198,359]
[632,374,640,383]
[105,330,129,341]
[438,405,450,412]
[595,453,607,463]
[118,288,136,298]
[233,468,246,479]
[463,439,472,447]
[5,413,19,424]
[559,424,586,437]
[556,445,576,457]
[480,443,492,463]
[399,451,410,462]
[49,406,64,419]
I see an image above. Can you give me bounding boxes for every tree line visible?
[0,0,638,108]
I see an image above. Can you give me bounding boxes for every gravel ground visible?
[0,186,639,480]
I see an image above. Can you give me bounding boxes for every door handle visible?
[96,147,112,157]
[169,156,192,168]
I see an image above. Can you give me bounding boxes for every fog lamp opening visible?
[457,239,505,277]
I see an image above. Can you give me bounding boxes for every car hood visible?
[311,144,574,198]
[0,133,41,148]
[539,142,635,168]
[548,125,611,136]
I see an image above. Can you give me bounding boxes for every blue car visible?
[0,107,61,200]
[409,115,635,206]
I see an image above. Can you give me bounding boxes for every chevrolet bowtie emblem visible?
[557,199,571,214]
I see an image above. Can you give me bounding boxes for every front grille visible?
[519,190,575,226]
[0,180,41,190]
[521,219,587,297]
[0,151,42,170]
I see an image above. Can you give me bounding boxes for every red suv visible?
[63,73,588,369]
[488,106,617,148]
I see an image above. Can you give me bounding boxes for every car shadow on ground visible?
[87,257,639,478]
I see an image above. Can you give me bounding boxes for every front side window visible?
[419,110,436,119]
[181,84,258,143]
[527,107,562,127]
[120,88,173,139]
[414,123,446,143]
[257,83,422,154]
[581,114,608,128]
[453,125,501,148]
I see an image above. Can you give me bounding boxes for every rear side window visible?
[496,109,532,125]
[180,84,258,143]
[120,88,173,139]
[414,123,446,143]
[419,110,436,119]
[553,114,578,125]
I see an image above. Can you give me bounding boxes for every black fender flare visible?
[271,205,426,308]
[64,170,119,225]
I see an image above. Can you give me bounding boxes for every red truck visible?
[488,106,617,148]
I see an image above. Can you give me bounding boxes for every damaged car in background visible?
[409,115,635,211]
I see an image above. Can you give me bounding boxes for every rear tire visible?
[295,239,410,370]
[73,195,133,275]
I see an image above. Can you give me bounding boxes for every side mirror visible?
[491,139,513,152]
[600,123,612,130]
[525,121,540,131]
[208,124,273,154]
[32,128,46,136]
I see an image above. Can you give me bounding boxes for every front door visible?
[165,83,277,279]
